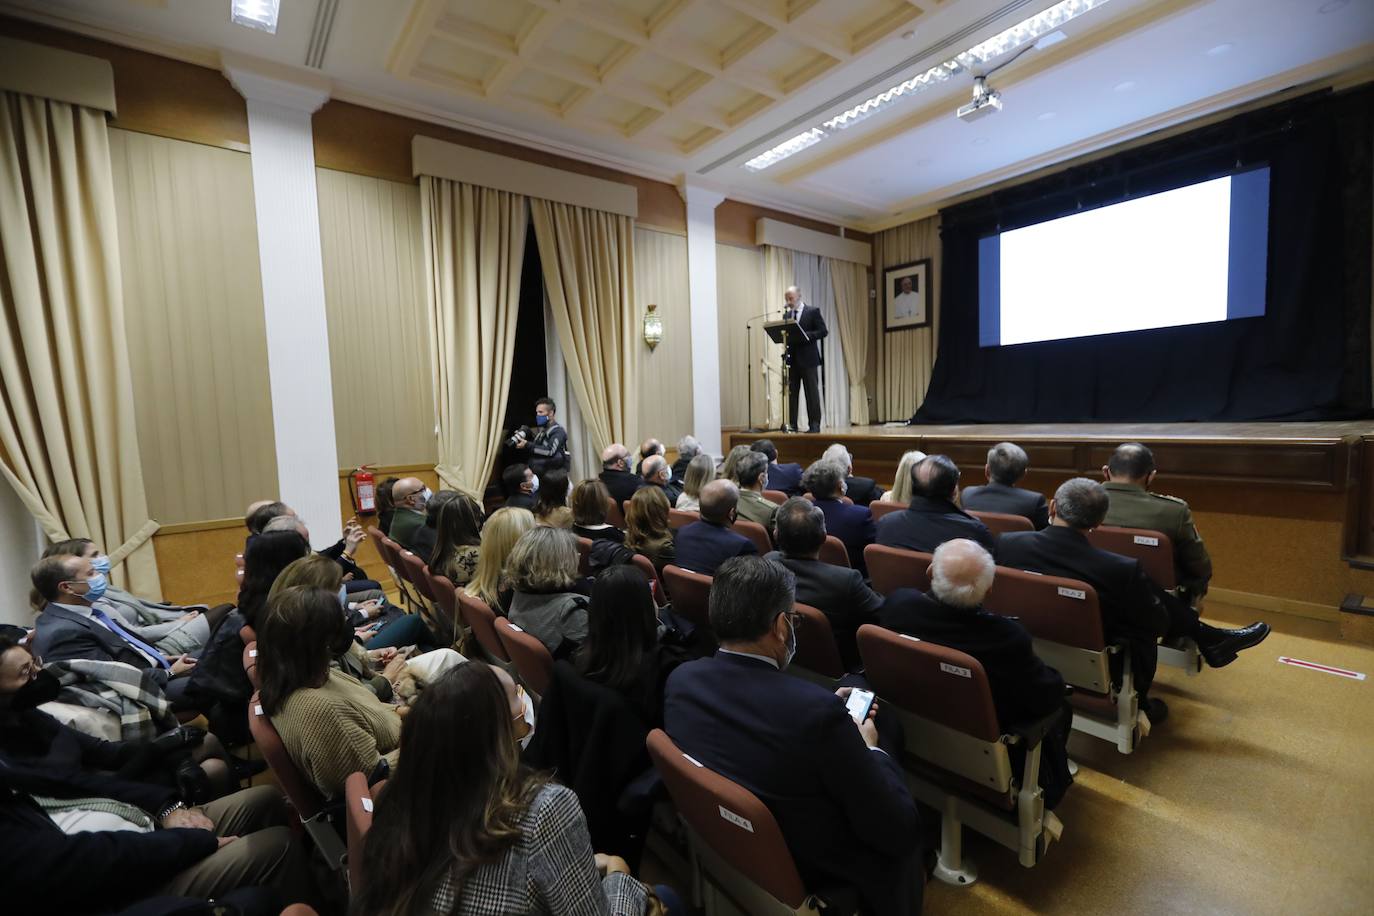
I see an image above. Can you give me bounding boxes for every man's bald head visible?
[639,439,663,460]
[699,479,740,524]
[912,455,960,501]
[393,477,426,511]
[930,539,995,609]
[1105,442,1156,484]
[643,454,669,485]
[601,444,630,470]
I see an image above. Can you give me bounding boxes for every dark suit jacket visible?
[875,495,996,556]
[32,603,169,685]
[637,480,682,508]
[665,653,919,914]
[961,482,1050,530]
[845,475,883,506]
[814,498,876,575]
[765,552,882,671]
[670,455,692,484]
[783,304,828,370]
[765,461,804,495]
[672,520,756,576]
[599,468,644,506]
[504,492,537,512]
[996,526,1171,646]
[879,590,1064,727]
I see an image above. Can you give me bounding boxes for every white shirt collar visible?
[718,647,780,669]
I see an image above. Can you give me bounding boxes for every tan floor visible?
[926,603,1374,916]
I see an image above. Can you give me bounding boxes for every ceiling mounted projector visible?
[958,75,1003,122]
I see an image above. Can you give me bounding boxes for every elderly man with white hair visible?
[879,538,1074,808]
[637,453,682,507]
[821,443,884,506]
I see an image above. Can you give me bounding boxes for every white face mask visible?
[528,475,540,494]
[518,688,536,750]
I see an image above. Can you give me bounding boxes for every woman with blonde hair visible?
[880,450,927,504]
[672,453,715,512]
[462,506,536,614]
[624,486,675,575]
[718,444,753,484]
[505,527,588,659]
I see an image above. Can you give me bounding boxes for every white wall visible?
[0,483,43,626]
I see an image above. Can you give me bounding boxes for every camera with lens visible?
[505,426,532,448]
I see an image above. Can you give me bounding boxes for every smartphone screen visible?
[844,689,875,724]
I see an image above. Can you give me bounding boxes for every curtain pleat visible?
[530,199,639,455]
[0,91,161,594]
[419,177,527,494]
[830,258,871,424]
[874,215,941,421]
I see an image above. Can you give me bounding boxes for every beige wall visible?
[109,128,278,525]
[633,227,694,448]
[315,168,436,469]
[715,243,766,429]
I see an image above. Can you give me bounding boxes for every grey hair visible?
[736,451,769,489]
[505,526,579,592]
[677,435,701,460]
[930,539,996,609]
[1054,477,1109,529]
[709,556,796,642]
[263,515,306,535]
[801,459,845,499]
[774,497,826,556]
[986,442,1029,486]
[821,443,853,474]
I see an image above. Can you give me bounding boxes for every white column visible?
[679,181,727,456]
[224,59,342,549]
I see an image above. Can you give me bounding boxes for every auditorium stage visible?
[725,422,1374,615]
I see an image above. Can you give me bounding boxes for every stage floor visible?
[758,420,1373,444]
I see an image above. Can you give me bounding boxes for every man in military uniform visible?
[1101,442,1211,604]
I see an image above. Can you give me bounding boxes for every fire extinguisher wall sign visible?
[352,466,376,514]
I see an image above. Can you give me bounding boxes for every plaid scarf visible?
[48,658,176,741]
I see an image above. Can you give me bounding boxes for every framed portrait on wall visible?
[884,259,931,331]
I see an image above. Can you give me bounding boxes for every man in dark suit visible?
[665,556,922,914]
[671,435,701,484]
[877,454,996,555]
[673,480,757,575]
[637,455,682,507]
[804,459,876,576]
[997,478,1270,722]
[634,438,664,477]
[751,439,803,495]
[765,498,882,671]
[961,442,1049,530]
[879,539,1073,808]
[782,286,828,433]
[501,463,538,511]
[822,443,884,506]
[598,444,644,506]
[30,555,198,707]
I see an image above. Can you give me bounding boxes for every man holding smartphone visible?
[664,556,924,915]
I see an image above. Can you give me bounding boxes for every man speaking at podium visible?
[783,285,828,433]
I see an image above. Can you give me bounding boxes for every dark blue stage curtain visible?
[915,85,1372,424]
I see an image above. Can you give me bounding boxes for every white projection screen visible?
[978,168,1270,347]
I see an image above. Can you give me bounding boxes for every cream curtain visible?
[531,199,639,455]
[0,91,161,595]
[829,258,871,424]
[762,245,848,430]
[874,214,941,421]
[420,177,528,494]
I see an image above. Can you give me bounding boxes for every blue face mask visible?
[82,572,109,603]
[91,554,112,575]
[535,415,549,426]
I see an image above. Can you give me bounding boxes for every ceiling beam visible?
[714,0,852,61]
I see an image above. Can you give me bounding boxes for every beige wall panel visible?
[715,244,766,429]
[109,128,277,525]
[633,228,694,449]
[873,215,941,421]
[316,168,437,469]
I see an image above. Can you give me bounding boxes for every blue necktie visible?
[92,608,171,669]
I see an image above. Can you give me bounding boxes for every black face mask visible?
[11,670,60,711]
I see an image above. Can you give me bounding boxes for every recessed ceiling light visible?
[972,137,991,146]
[1206,42,1234,56]
[1318,0,1350,13]
[231,0,280,34]
[1114,80,1136,92]
[1037,111,1058,120]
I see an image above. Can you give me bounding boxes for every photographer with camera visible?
[508,396,568,476]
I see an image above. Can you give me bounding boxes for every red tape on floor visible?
[1277,656,1366,681]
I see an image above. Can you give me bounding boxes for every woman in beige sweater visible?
[256,584,402,797]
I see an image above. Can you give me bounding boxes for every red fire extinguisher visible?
[350,465,377,515]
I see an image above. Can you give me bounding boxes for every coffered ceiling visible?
[3,0,1370,231]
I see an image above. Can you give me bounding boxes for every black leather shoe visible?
[1199,622,1271,668]
[1143,697,1169,726]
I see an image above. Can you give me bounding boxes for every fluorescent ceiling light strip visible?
[232,0,281,34]
[748,0,1114,169]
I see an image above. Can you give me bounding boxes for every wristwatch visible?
[157,799,186,820]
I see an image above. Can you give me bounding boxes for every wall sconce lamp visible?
[643,303,664,350]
